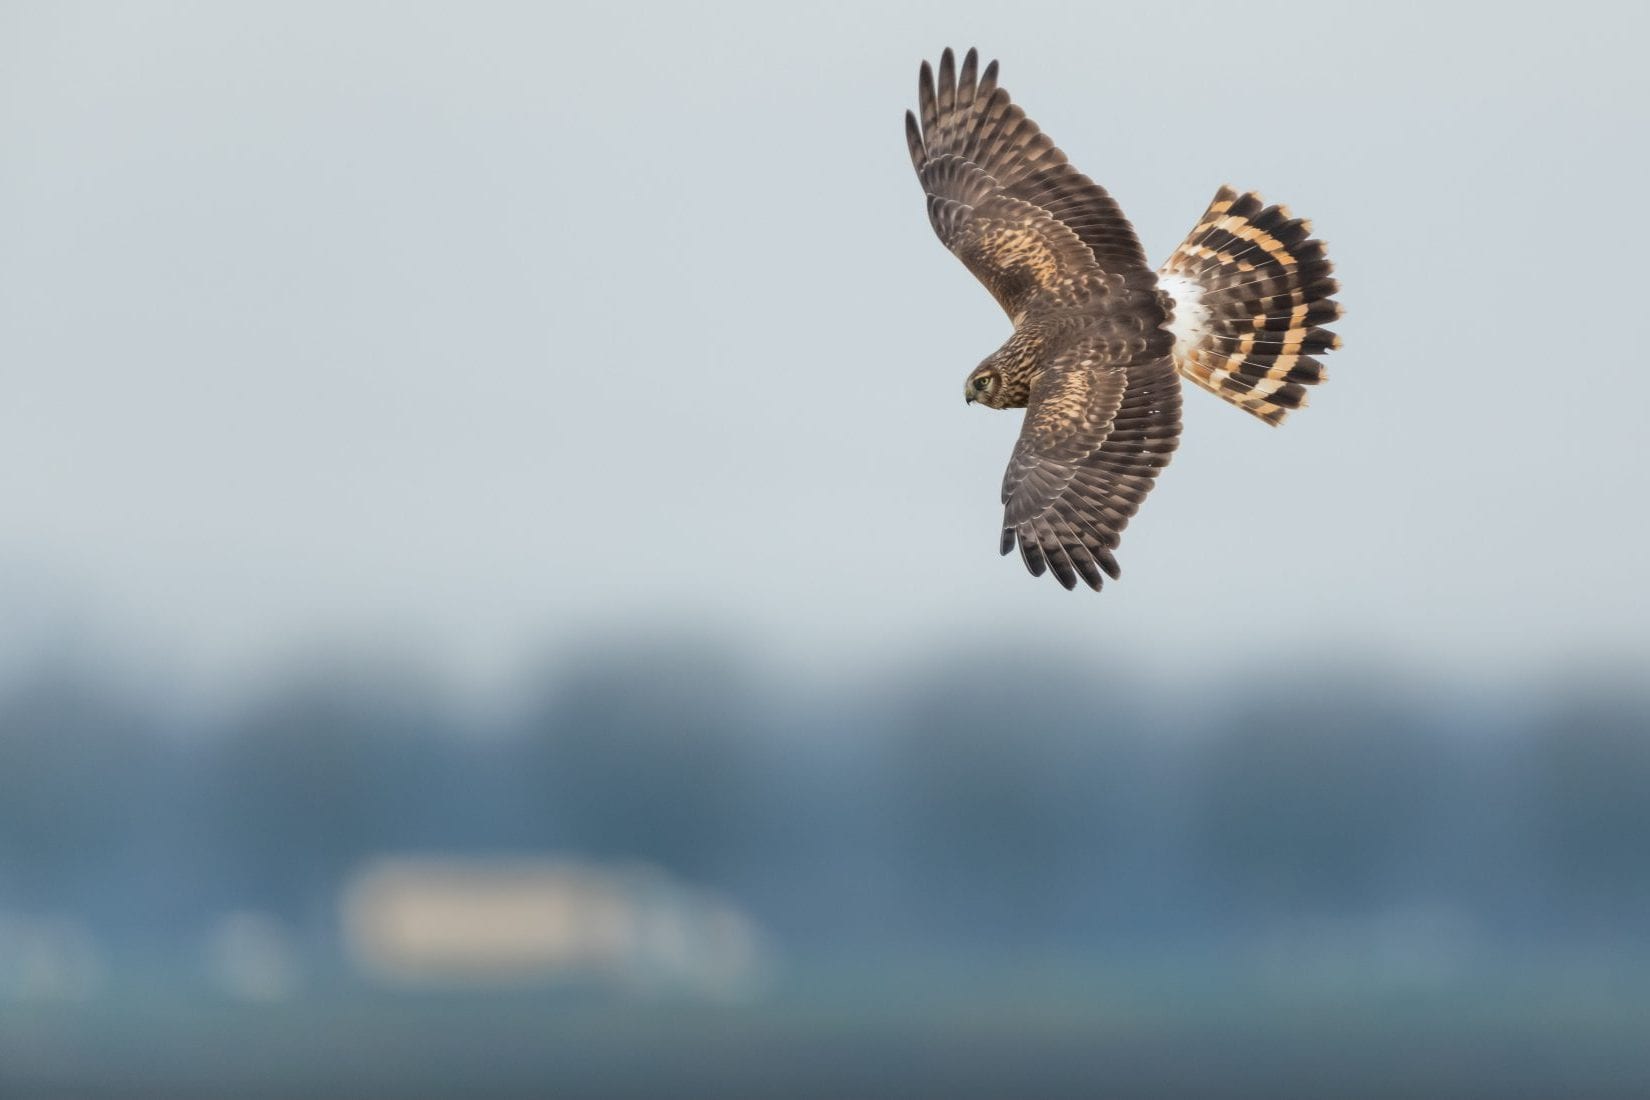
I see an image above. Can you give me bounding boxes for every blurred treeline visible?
[2,635,1648,972]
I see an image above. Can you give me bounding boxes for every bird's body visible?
[906,49,1341,591]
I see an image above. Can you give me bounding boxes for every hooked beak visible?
[965,394,976,406]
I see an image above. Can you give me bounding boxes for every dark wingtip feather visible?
[955,47,978,118]
[917,60,937,136]
[1000,528,1016,556]
[1070,549,1104,591]
[904,110,925,169]
[1019,536,1048,577]
[935,49,957,147]
[1046,545,1079,590]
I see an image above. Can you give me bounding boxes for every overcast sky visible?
[2,2,1646,693]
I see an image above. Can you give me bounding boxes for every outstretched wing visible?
[1000,347,1182,591]
[905,48,1156,319]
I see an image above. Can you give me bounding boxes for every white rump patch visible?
[1157,272,1210,361]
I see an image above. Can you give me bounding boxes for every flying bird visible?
[905,48,1342,591]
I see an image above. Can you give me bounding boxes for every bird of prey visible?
[905,48,1342,591]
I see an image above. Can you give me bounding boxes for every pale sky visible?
[2,2,1647,692]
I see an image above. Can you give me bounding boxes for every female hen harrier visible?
[906,48,1341,591]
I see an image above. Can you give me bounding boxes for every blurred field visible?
[7,958,1650,1098]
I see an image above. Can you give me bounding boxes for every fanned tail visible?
[1157,186,1342,426]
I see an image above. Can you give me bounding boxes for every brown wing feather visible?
[918,153,1110,317]
[906,47,1154,311]
[1000,349,1182,591]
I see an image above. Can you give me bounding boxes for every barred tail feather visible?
[1157,186,1342,426]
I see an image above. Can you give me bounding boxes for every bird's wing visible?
[905,48,1157,319]
[999,345,1182,590]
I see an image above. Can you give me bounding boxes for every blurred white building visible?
[340,856,769,1000]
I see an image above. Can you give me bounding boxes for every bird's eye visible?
[973,377,990,391]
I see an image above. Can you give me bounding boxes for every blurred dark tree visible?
[4,636,1648,966]
[876,655,1170,942]
[514,639,762,881]
[1523,693,1650,927]
[205,668,462,925]
[1189,685,1448,917]
[0,672,160,910]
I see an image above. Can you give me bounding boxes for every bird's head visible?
[964,365,1006,408]
[966,329,1042,409]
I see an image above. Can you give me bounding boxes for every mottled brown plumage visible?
[906,48,1341,591]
